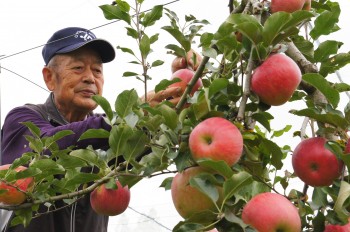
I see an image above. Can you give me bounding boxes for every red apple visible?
[270,0,305,13]
[242,192,301,232]
[0,164,34,205]
[251,53,301,106]
[169,69,203,96]
[292,137,344,187]
[171,166,223,219]
[324,219,350,232]
[189,117,243,167]
[90,179,130,216]
[171,49,203,73]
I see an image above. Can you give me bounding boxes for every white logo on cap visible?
[74,30,96,41]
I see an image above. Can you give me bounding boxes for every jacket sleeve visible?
[1,106,111,165]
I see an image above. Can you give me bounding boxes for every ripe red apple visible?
[324,219,350,232]
[169,68,203,96]
[0,164,34,205]
[251,53,301,106]
[90,180,130,216]
[171,166,223,219]
[242,192,301,232]
[171,49,202,73]
[270,0,305,13]
[292,137,344,187]
[189,117,243,167]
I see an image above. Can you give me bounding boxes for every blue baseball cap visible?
[42,27,115,64]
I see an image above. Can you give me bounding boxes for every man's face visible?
[46,47,104,114]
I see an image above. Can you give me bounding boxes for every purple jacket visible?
[1,93,111,232]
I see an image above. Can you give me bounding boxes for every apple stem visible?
[175,55,209,113]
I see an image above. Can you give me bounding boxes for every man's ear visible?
[42,66,55,91]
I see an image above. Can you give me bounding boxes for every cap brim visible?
[56,39,115,63]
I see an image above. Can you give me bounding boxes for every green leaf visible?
[290,108,349,130]
[197,159,234,179]
[115,89,139,119]
[125,27,138,39]
[302,73,339,108]
[162,26,191,51]
[21,121,41,138]
[208,78,229,99]
[320,53,350,77]
[123,71,139,77]
[251,112,273,132]
[310,2,340,40]
[139,34,150,59]
[123,130,149,163]
[117,46,135,56]
[314,40,342,63]
[165,44,186,57]
[79,128,110,141]
[154,104,178,130]
[99,4,131,24]
[190,173,220,203]
[151,59,164,67]
[226,14,263,45]
[109,124,133,156]
[223,171,252,201]
[141,5,163,27]
[64,173,100,188]
[261,139,284,169]
[70,149,100,167]
[334,181,350,222]
[262,12,292,46]
[92,95,114,121]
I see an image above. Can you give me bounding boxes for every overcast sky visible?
[1,1,350,231]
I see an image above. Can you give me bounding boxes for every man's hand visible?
[142,87,183,107]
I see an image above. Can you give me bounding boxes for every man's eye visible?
[73,66,83,70]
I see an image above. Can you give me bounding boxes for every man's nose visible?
[82,69,95,83]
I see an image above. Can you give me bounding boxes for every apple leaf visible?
[109,124,133,157]
[302,73,340,108]
[190,173,220,203]
[162,26,191,52]
[69,149,100,168]
[261,139,284,170]
[115,89,139,119]
[123,130,149,163]
[208,78,229,99]
[223,171,252,201]
[55,154,89,170]
[79,129,110,141]
[319,53,350,77]
[139,34,151,59]
[154,104,178,130]
[251,112,273,132]
[290,108,349,130]
[99,4,131,24]
[314,40,342,63]
[262,12,292,47]
[92,95,114,122]
[64,173,100,189]
[196,159,234,179]
[141,5,163,27]
[309,2,340,40]
[225,14,263,45]
[334,181,350,222]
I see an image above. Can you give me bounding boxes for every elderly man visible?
[1,27,181,232]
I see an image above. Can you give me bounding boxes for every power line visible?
[127,206,172,231]
[0,66,49,93]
